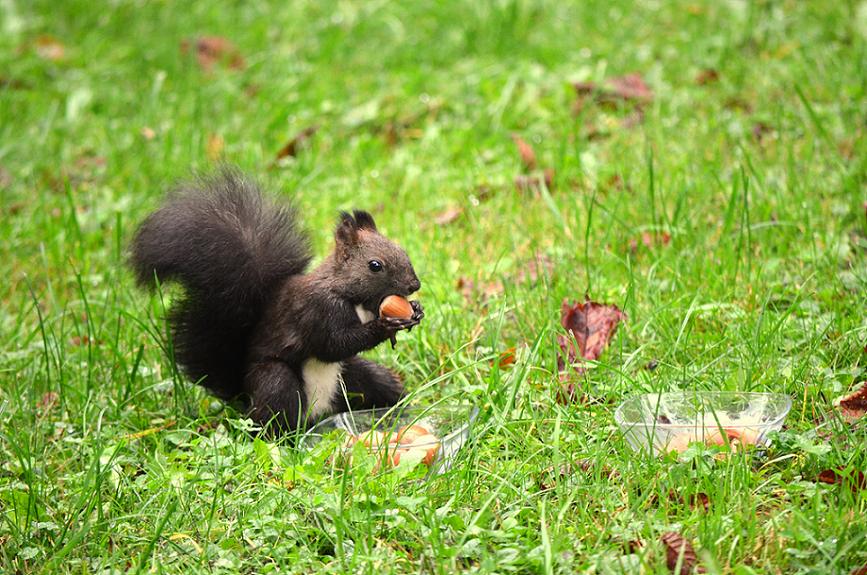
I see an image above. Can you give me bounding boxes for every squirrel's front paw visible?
[410,300,424,322]
[377,316,417,337]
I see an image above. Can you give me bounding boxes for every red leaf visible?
[496,347,516,368]
[816,468,866,493]
[851,565,867,575]
[181,36,245,72]
[557,299,624,378]
[511,134,537,172]
[273,125,319,163]
[834,383,867,421]
[660,532,704,574]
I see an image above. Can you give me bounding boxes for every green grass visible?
[1,0,866,572]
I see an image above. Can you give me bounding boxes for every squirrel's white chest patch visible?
[302,359,343,418]
[355,304,376,324]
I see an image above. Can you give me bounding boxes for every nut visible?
[380,295,413,319]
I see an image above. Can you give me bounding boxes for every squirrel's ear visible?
[352,210,377,232]
[335,212,359,258]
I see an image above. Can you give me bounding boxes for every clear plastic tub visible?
[615,392,792,454]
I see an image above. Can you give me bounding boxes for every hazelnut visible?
[380,295,413,319]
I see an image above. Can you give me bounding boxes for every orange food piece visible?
[391,424,430,444]
[380,295,413,319]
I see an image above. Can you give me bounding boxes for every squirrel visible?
[129,168,424,433]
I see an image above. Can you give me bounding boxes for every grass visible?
[1,0,866,572]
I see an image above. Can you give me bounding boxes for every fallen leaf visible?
[434,206,463,226]
[816,468,866,493]
[645,359,659,371]
[687,492,710,511]
[511,134,537,171]
[35,35,66,61]
[660,532,704,574]
[695,69,720,85]
[496,347,516,368]
[557,299,625,381]
[37,391,59,413]
[606,73,653,103]
[181,36,244,72]
[851,565,867,575]
[206,134,224,161]
[834,382,867,421]
[141,127,156,140]
[273,125,319,163]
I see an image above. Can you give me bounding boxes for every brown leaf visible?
[630,231,672,253]
[834,382,867,421]
[606,73,653,103]
[37,391,59,413]
[273,125,319,163]
[181,36,244,72]
[687,492,710,511]
[496,347,516,368]
[434,206,463,226]
[816,468,866,493]
[660,532,704,574]
[557,299,625,380]
[206,133,224,161]
[695,69,720,85]
[69,335,90,346]
[511,134,537,171]
[851,565,867,575]
[35,35,66,61]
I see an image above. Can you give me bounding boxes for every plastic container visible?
[615,391,792,454]
[301,404,478,473]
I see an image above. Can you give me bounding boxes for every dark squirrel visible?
[129,168,423,432]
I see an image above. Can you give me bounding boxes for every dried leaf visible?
[511,134,537,171]
[35,35,66,61]
[851,565,867,575]
[630,231,672,253]
[687,492,710,511]
[140,127,156,140]
[645,359,659,371]
[660,532,704,574]
[834,382,867,421]
[606,73,653,103]
[816,468,866,493]
[37,391,59,413]
[181,36,244,72]
[69,335,91,346]
[496,347,516,368]
[455,277,503,303]
[273,125,319,163]
[695,68,720,85]
[206,133,224,161]
[557,299,625,380]
[434,206,463,226]
[572,81,598,96]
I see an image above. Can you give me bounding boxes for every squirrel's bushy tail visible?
[130,168,311,399]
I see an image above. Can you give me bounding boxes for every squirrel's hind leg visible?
[336,357,405,411]
[245,360,305,433]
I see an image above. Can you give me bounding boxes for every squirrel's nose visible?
[408,278,421,294]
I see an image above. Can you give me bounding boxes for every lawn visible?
[1,0,866,573]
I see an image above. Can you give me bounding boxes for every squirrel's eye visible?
[368,260,383,272]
